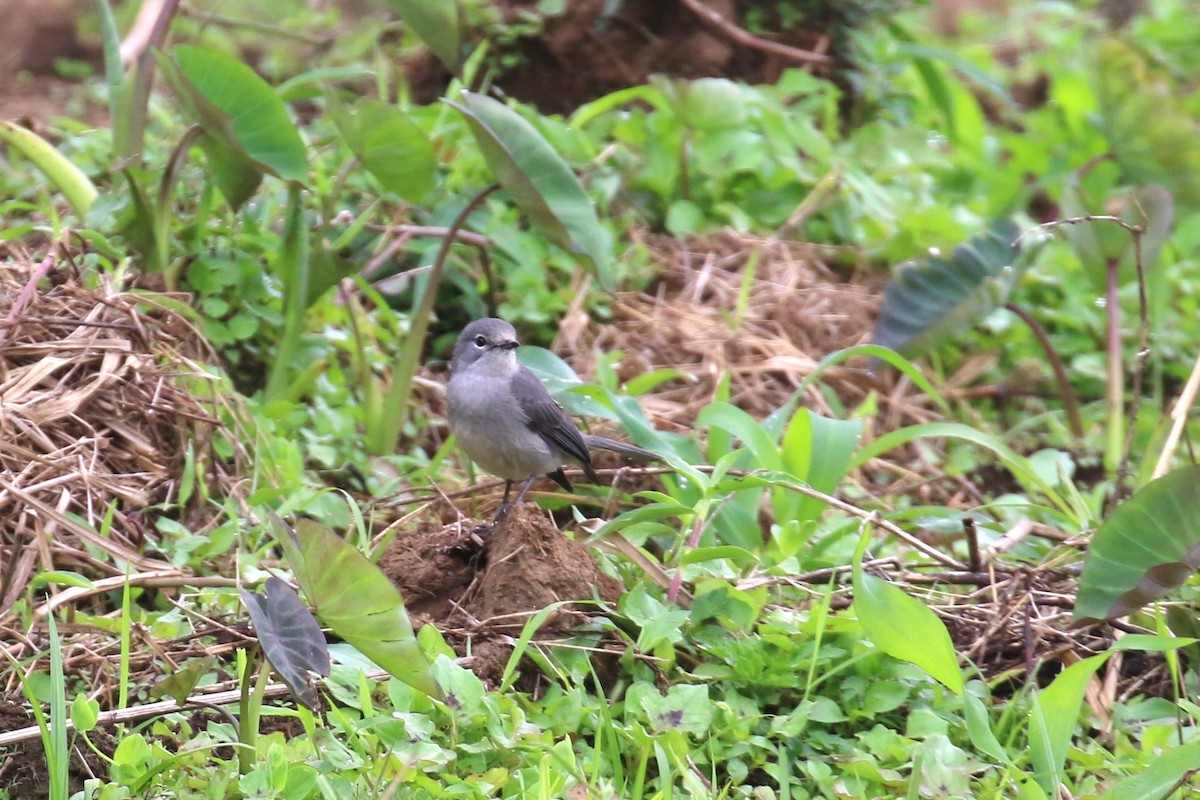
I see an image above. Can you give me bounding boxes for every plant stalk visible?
[1004,302,1084,439]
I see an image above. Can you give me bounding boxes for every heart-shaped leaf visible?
[382,0,460,71]
[333,98,436,202]
[241,577,330,709]
[157,46,308,209]
[1059,182,1174,294]
[873,219,1045,358]
[1074,465,1200,622]
[450,91,614,286]
[268,515,441,699]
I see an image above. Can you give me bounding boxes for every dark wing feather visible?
[510,367,596,478]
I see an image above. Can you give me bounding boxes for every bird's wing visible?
[510,366,593,469]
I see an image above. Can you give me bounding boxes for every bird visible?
[446,317,661,518]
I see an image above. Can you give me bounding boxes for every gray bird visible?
[447,317,660,517]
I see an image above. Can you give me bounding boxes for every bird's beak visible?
[493,340,519,351]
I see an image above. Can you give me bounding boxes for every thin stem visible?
[677,0,833,65]
[368,183,501,454]
[1104,259,1124,488]
[1119,225,1151,487]
[1004,302,1085,439]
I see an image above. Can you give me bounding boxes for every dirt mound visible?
[379,505,624,688]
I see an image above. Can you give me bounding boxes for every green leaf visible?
[268,514,441,699]
[1060,182,1174,293]
[1097,741,1200,800]
[149,656,216,704]
[0,121,98,218]
[1074,465,1200,622]
[382,0,460,71]
[450,91,614,286]
[1029,653,1107,794]
[963,689,1010,764]
[70,692,100,732]
[334,99,435,202]
[696,402,780,471]
[873,219,1046,358]
[628,683,713,735]
[851,529,963,694]
[779,409,862,524]
[241,577,331,710]
[157,46,307,208]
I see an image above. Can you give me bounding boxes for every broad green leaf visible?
[157,46,307,208]
[1074,465,1200,622]
[450,91,614,286]
[334,99,435,202]
[873,219,1046,358]
[70,692,100,732]
[1029,653,1107,794]
[779,409,862,524]
[696,402,780,471]
[1096,741,1200,800]
[1060,181,1174,294]
[0,121,98,218]
[242,577,331,710]
[852,526,963,694]
[852,571,963,694]
[383,0,460,71]
[268,515,441,699]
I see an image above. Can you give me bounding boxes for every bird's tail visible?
[582,434,663,462]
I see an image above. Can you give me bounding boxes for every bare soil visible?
[0,698,114,799]
[0,0,106,126]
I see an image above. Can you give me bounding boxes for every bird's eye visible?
[473,335,487,347]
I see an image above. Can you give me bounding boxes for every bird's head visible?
[451,317,521,375]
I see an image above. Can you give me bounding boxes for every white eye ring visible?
[473,335,487,347]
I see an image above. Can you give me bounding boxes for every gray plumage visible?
[447,318,660,506]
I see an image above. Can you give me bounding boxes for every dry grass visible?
[557,231,928,433]
[0,251,245,619]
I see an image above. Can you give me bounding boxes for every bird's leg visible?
[493,477,532,523]
[511,475,537,508]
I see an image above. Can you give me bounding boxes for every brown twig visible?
[677,0,833,65]
[1004,301,1085,439]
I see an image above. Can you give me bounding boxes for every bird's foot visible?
[493,501,514,522]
